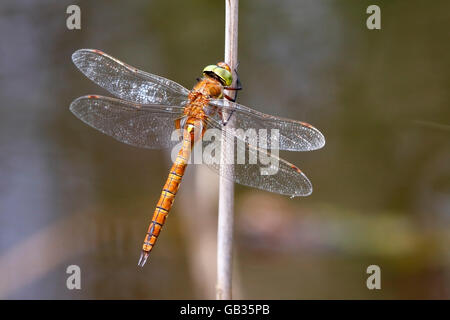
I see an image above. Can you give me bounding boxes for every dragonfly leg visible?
[223,93,237,102]
[217,105,236,126]
[223,110,236,126]
[224,86,242,91]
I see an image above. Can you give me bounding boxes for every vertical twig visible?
[216,0,239,300]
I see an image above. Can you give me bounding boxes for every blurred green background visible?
[0,0,449,299]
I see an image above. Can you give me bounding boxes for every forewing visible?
[208,99,325,151]
[72,49,190,105]
[70,95,184,149]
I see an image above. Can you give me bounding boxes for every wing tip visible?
[298,121,326,151]
[72,48,89,62]
[69,96,83,115]
[302,178,313,197]
[72,48,106,65]
[306,124,326,151]
[289,187,312,198]
[288,164,313,197]
[315,130,326,150]
[69,95,100,114]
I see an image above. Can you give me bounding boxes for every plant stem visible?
[216,0,239,300]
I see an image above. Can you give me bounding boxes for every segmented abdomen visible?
[140,119,200,261]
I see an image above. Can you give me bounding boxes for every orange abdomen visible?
[138,119,202,266]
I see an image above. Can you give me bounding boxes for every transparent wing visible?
[70,95,185,149]
[207,99,325,151]
[200,118,313,197]
[72,49,190,105]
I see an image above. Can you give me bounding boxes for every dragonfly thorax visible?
[193,77,223,99]
[184,91,207,119]
[183,77,223,121]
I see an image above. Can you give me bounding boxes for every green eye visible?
[202,65,233,86]
[202,65,217,73]
[214,67,232,86]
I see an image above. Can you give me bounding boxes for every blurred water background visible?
[0,0,449,299]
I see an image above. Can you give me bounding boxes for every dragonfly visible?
[70,49,325,267]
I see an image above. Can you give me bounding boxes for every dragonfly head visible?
[202,62,233,87]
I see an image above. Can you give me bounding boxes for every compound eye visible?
[202,63,233,86]
[202,65,217,74]
[214,67,232,86]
